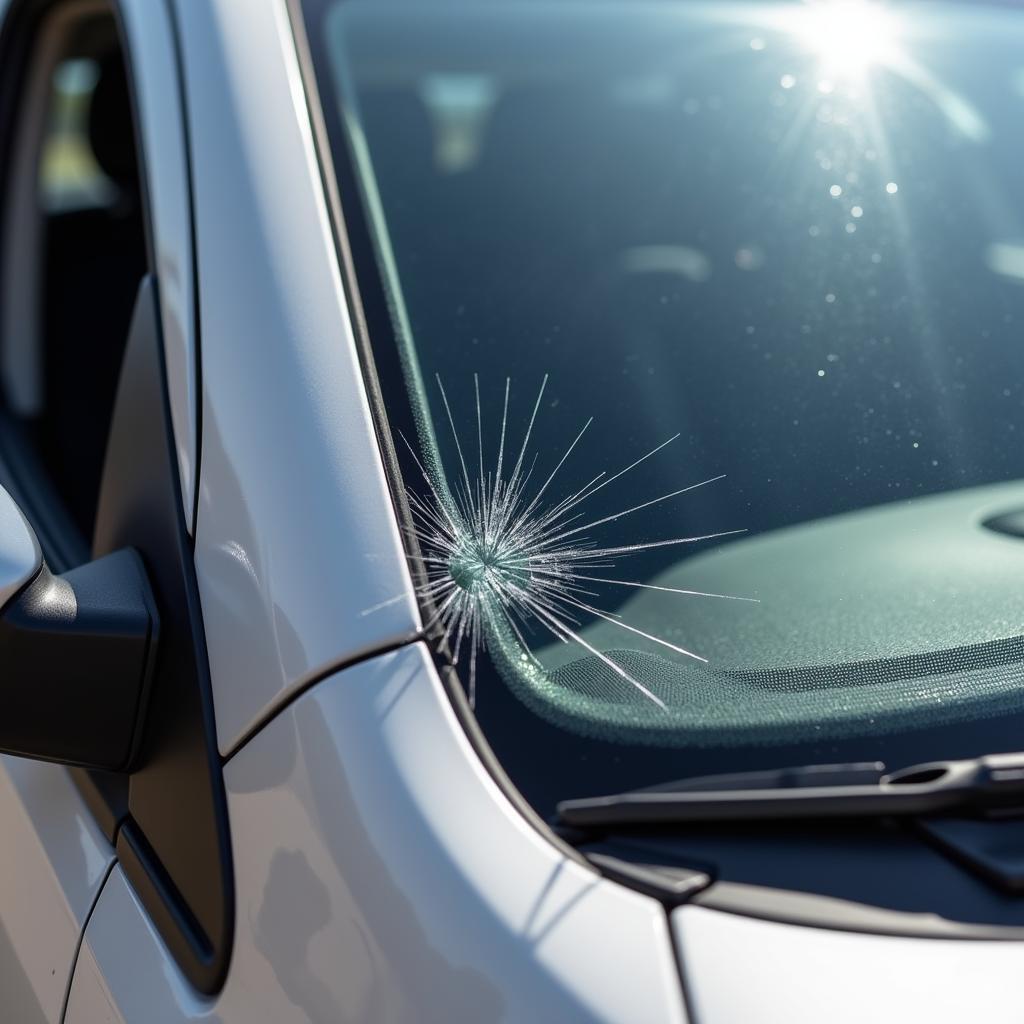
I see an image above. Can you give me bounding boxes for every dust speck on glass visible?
[303,0,1024,812]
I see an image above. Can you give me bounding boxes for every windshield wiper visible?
[557,753,1024,828]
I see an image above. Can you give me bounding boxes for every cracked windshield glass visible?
[304,0,1024,812]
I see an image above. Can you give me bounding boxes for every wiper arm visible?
[557,753,1024,828]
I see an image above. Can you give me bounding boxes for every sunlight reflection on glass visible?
[761,0,991,142]
[788,0,903,80]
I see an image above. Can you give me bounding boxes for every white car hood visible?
[674,904,1024,1024]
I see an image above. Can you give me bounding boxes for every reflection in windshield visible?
[787,0,903,79]
[307,0,1024,806]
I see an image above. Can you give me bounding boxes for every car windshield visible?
[302,0,1024,816]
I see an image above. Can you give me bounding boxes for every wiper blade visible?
[557,753,1024,828]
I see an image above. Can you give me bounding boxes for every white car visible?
[2,0,1024,1021]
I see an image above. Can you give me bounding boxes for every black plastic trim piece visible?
[92,276,233,994]
[282,0,592,875]
[585,852,710,905]
[918,816,1024,896]
[572,833,715,906]
[0,547,157,770]
[117,820,214,964]
[691,880,1024,941]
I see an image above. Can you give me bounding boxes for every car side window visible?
[1,8,145,557]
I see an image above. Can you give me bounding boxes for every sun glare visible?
[792,1,902,79]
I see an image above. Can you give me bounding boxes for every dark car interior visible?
[40,41,146,541]
[1,13,146,554]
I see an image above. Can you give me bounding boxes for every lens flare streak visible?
[403,375,753,708]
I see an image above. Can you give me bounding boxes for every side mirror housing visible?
[0,483,157,771]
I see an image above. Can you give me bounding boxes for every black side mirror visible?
[0,483,157,771]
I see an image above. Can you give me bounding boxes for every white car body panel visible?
[66,644,687,1024]
[0,757,114,1024]
[119,0,199,531]
[674,905,1024,1024]
[175,0,420,756]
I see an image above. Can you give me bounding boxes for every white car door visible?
[0,0,222,1011]
[0,757,113,1024]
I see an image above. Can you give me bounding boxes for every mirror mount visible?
[0,483,157,771]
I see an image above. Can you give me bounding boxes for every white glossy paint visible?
[0,757,114,1024]
[118,0,199,530]
[674,905,1024,1024]
[66,644,687,1023]
[176,0,420,756]
[0,483,40,611]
